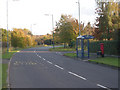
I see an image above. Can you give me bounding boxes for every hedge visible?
[89,40,118,55]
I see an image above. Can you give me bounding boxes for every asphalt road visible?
[9,46,118,89]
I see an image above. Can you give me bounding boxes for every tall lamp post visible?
[6,0,9,52]
[30,24,36,46]
[76,0,83,58]
[6,0,19,52]
[44,14,54,49]
[31,24,36,34]
[76,0,81,36]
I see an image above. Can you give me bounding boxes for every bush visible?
[89,40,118,55]
[69,41,75,48]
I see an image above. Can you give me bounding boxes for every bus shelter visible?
[76,35,94,59]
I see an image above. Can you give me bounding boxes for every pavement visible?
[1,59,9,64]
[9,46,119,89]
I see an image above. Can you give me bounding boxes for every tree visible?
[2,28,11,48]
[11,29,25,48]
[83,22,94,35]
[94,1,119,40]
[54,14,79,47]
[11,28,36,48]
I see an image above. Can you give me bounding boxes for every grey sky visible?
[0,0,97,35]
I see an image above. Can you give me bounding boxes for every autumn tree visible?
[54,14,79,47]
[11,28,36,48]
[2,28,11,48]
[82,22,94,35]
[94,1,119,40]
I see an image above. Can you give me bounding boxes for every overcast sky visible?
[0,0,97,35]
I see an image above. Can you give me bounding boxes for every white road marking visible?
[43,58,46,60]
[36,54,39,57]
[68,71,87,80]
[83,60,89,62]
[54,65,64,70]
[14,63,17,65]
[97,84,110,89]
[56,52,62,55]
[31,63,34,65]
[39,56,41,58]
[47,61,53,64]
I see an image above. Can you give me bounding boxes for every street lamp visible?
[30,24,36,46]
[6,0,9,52]
[31,24,36,34]
[44,14,54,49]
[76,0,81,36]
[6,0,20,52]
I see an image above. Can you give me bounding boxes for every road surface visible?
[9,46,118,89]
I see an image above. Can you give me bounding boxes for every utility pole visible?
[6,0,20,52]
[76,0,80,36]
[44,14,54,49]
[52,14,54,49]
[7,0,9,52]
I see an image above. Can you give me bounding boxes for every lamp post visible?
[6,0,9,52]
[76,0,81,36]
[31,24,36,34]
[30,24,36,46]
[44,14,54,49]
[6,0,19,52]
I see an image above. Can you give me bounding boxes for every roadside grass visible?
[49,47,76,52]
[0,64,8,88]
[89,57,119,67]
[64,53,119,68]
[0,64,2,89]
[2,48,22,59]
[64,53,77,57]
[64,53,90,58]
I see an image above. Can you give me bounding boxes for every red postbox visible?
[100,43,104,57]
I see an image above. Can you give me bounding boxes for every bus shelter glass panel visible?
[76,35,94,59]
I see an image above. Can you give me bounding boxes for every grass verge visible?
[64,53,119,68]
[64,53,76,57]
[0,64,8,88]
[2,52,16,59]
[89,57,119,67]
[64,53,90,58]
[49,47,76,52]
[2,49,21,59]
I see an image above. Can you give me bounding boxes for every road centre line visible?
[43,58,46,60]
[39,56,41,58]
[54,65,64,70]
[47,61,53,64]
[97,84,110,90]
[68,71,87,80]
[34,49,110,89]
[83,60,89,62]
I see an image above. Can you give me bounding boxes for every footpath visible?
[1,59,9,64]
